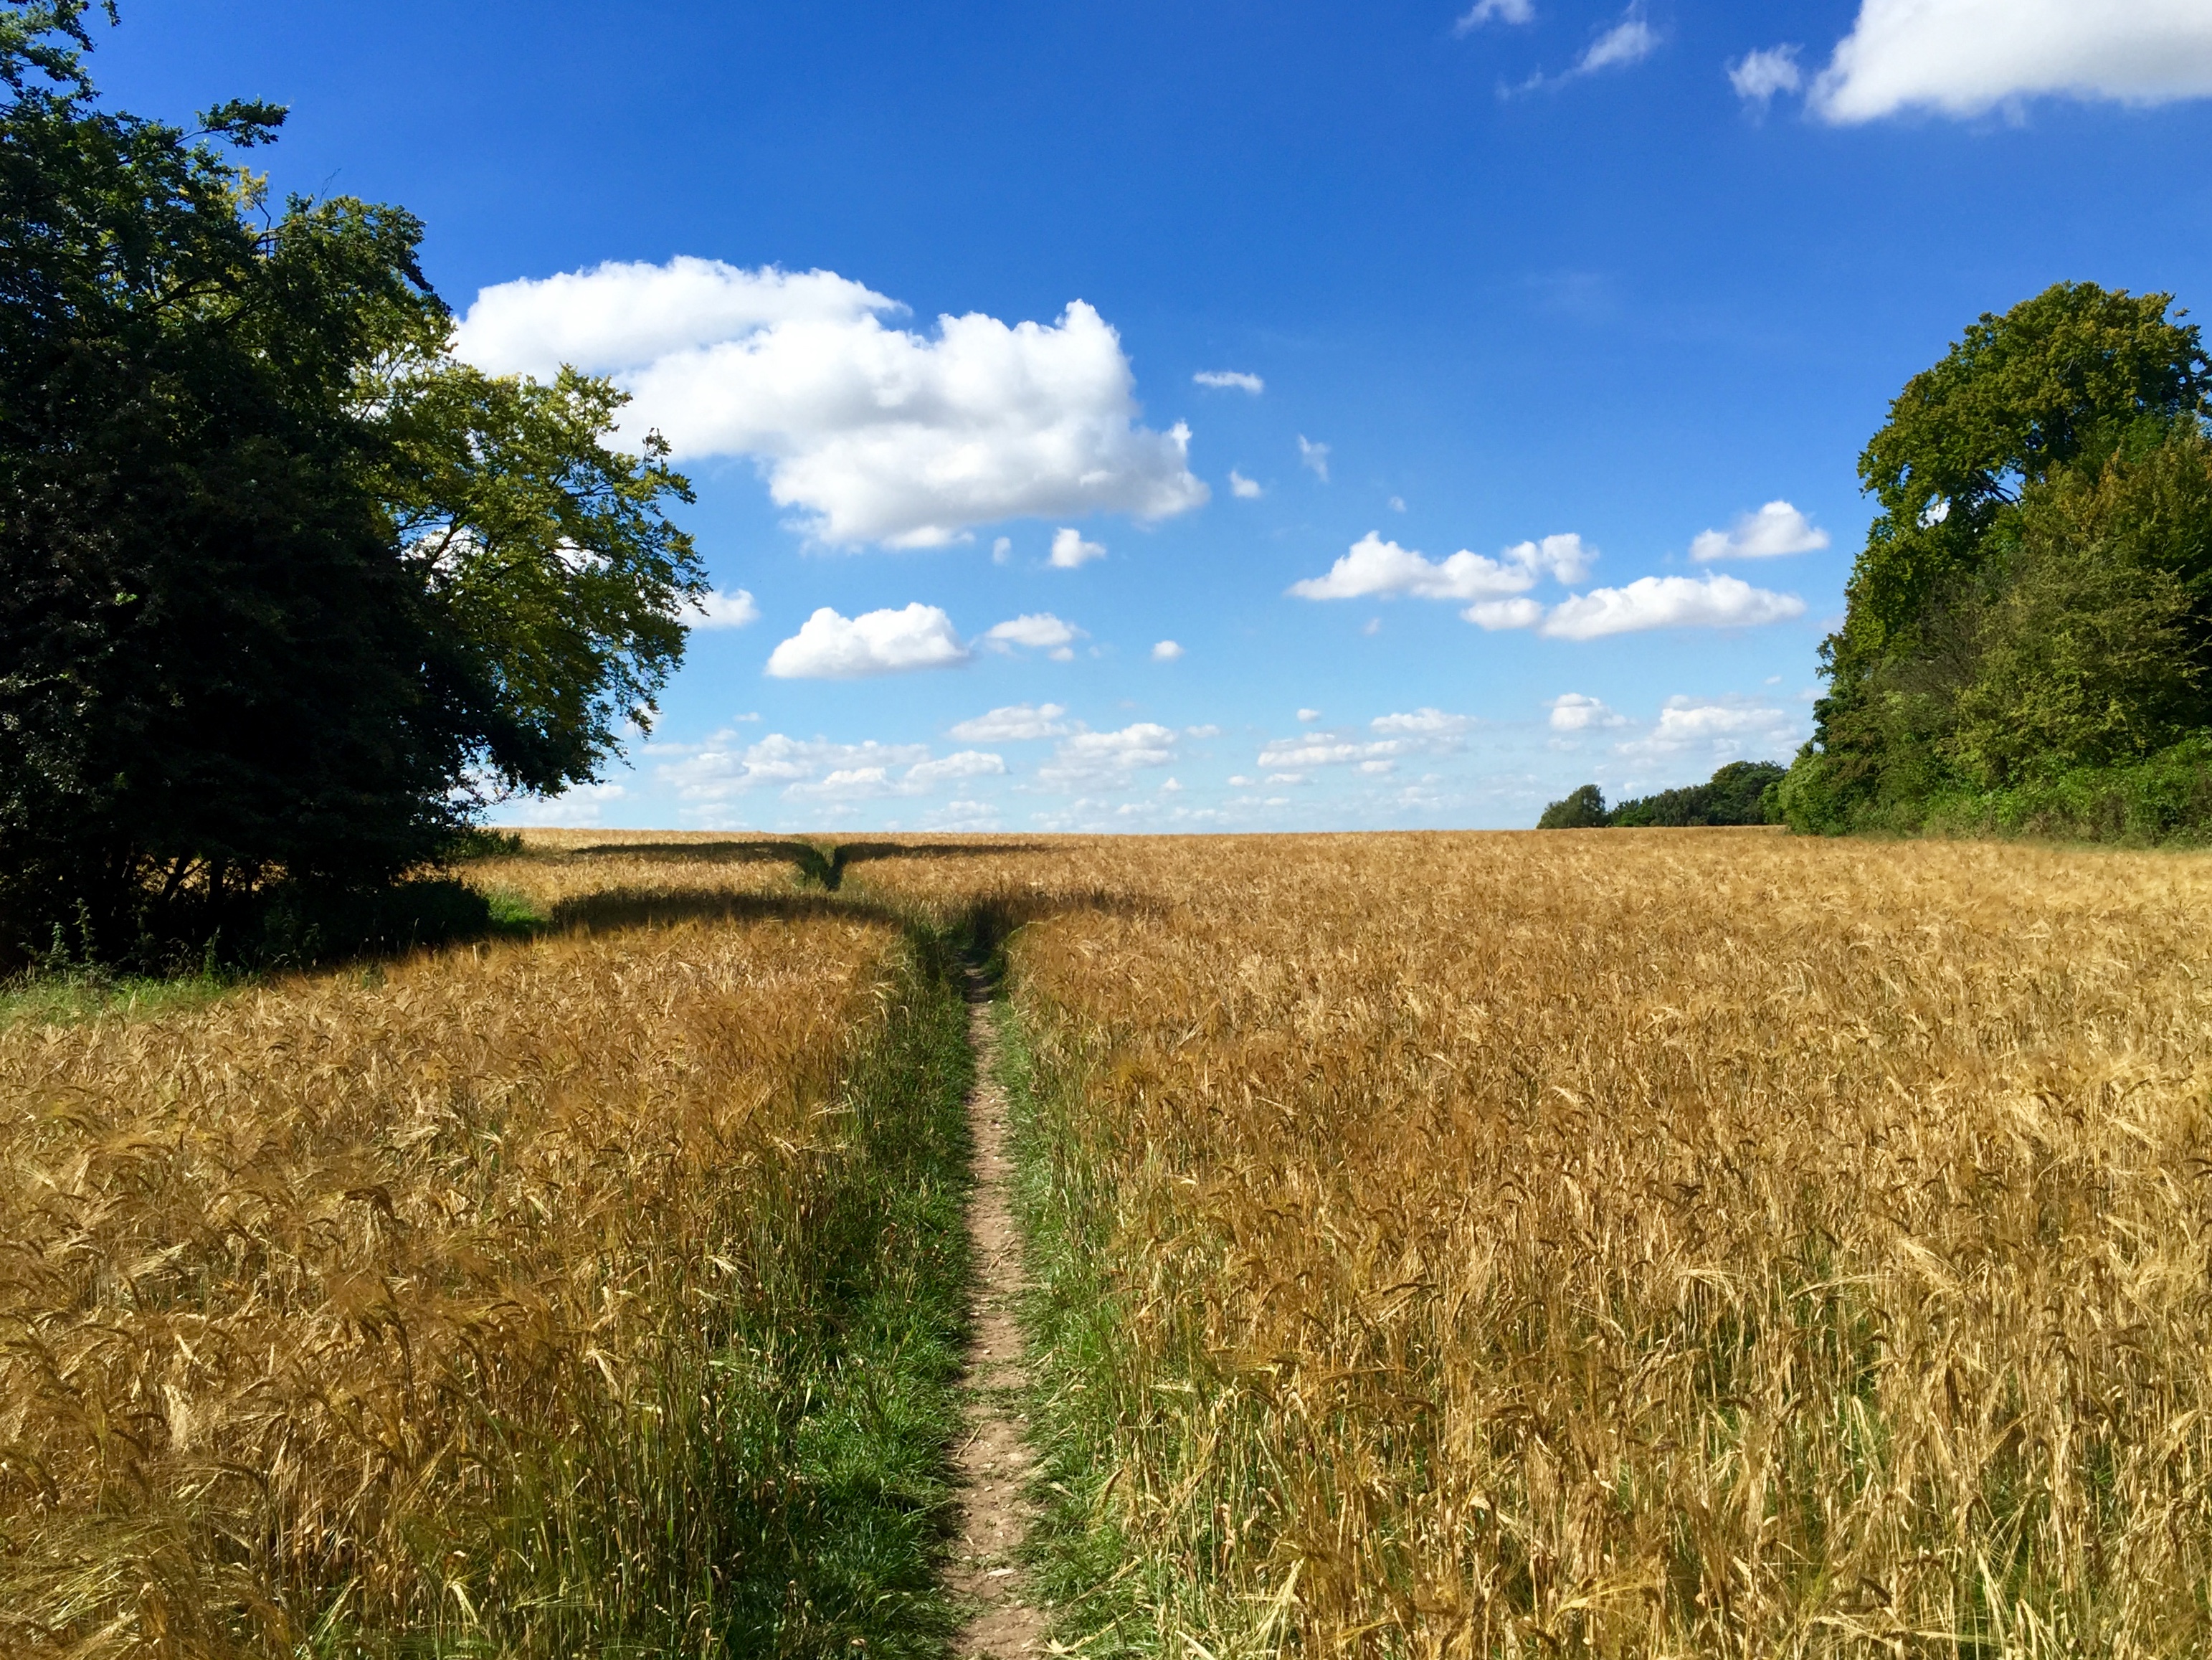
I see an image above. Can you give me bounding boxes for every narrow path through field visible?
[949,967,1045,1658]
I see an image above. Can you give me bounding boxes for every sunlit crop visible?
[865,830,2212,1656]
[0,841,909,1654]
[12,825,2208,1656]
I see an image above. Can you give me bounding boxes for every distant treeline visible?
[1538,761,1784,829]
[1776,281,2212,843]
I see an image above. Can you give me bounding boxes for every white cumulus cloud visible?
[1257,709,1471,772]
[783,766,907,801]
[1689,501,1831,561]
[1549,693,1628,731]
[1289,531,1593,602]
[1371,707,1476,736]
[1298,435,1331,482]
[1050,527,1107,569]
[455,259,1207,548]
[907,750,1007,785]
[658,731,1003,807]
[1617,696,1803,762]
[1038,723,1180,787]
[983,612,1083,652]
[950,702,1071,742]
[1809,0,2212,123]
[1194,370,1265,392]
[1296,707,1321,722]
[692,587,760,629]
[1152,640,1185,661]
[1465,597,1547,630]
[1229,469,1263,499]
[785,749,1005,801]
[1257,736,1398,768]
[764,603,969,679]
[453,259,893,379]
[660,732,931,802]
[1539,574,1805,640]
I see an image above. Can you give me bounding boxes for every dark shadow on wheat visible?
[545,887,908,935]
[564,839,1051,892]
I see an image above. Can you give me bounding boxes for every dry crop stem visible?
[0,838,967,1656]
[858,831,2212,1657]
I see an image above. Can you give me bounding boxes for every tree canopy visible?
[0,2,703,963]
[1780,280,2212,840]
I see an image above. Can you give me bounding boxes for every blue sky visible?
[101,2,2212,830]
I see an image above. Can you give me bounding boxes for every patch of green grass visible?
[989,985,1163,1657]
[0,965,238,1028]
[480,885,549,934]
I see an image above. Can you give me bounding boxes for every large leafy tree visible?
[1843,283,2209,654]
[1792,283,2212,831]
[0,2,703,962]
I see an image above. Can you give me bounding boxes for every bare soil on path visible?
[947,975,1046,1659]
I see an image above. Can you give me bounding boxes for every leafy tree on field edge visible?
[1536,784,1610,828]
[1777,281,2212,841]
[0,1,706,967]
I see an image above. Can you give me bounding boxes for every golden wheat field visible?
[6,828,2211,1659]
[862,830,2212,1657]
[0,840,936,1655]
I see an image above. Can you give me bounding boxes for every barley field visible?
[0,838,974,1656]
[863,830,2212,1657]
[6,828,2210,1659]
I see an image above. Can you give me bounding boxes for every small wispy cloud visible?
[1579,11,1658,73]
[1297,435,1331,483]
[1729,44,1803,110]
[1194,369,1264,393]
[1505,6,1661,95]
[1456,0,1533,32]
